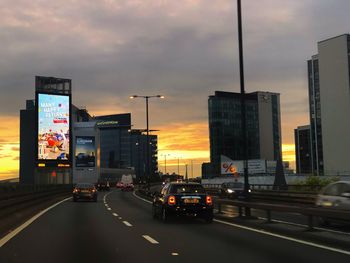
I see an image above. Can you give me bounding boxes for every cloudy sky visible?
[1,0,350,179]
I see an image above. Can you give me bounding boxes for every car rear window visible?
[169,184,206,194]
[76,183,94,189]
[227,182,244,188]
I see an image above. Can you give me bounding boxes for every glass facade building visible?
[294,125,312,174]
[308,56,324,175]
[208,91,281,177]
[95,114,158,179]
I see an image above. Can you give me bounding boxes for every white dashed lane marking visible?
[112,213,119,217]
[142,235,159,244]
[123,221,132,227]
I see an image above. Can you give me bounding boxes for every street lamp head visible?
[157,95,165,99]
[129,95,138,99]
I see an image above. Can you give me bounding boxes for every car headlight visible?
[227,189,234,194]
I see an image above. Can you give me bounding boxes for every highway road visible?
[0,190,349,263]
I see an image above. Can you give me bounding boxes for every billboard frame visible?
[35,91,72,168]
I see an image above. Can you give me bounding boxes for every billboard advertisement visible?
[75,136,96,167]
[37,93,70,164]
[221,155,266,175]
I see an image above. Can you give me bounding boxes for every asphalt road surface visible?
[0,190,349,263]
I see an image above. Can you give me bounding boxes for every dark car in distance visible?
[152,182,213,223]
[73,183,98,202]
[220,182,251,199]
[96,181,110,191]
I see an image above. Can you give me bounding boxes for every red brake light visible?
[206,196,213,205]
[168,195,176,205]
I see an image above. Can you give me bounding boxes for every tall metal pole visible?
[146,97,150,190]
[177,157,180,175]
[237,0,250,201]
[164,155,167,174]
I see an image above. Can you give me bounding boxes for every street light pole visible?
[237,0,250,215]
[130,94,164,190]
[145,96,150,189]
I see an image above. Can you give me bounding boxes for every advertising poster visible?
[37,93,70,161]
[75,137,96,167]
[221,155,267,175]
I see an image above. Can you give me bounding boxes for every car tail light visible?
[168,195,176,205]
[206,196,213,205]
[91,189,96,192]
[73,188,78,193]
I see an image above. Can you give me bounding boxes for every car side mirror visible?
[341,192,350,198]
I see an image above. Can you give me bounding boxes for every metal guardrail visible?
[202,184,323,192]
[0,185,72,219]
[215,199,350,230]
[203,184,320,205]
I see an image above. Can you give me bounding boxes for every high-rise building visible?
[208,91,282,177]
[308,55,324,175]
[308,34,350,175]
[294,125,312,174]
[94,114,158,180]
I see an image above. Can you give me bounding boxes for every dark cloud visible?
[0,0,350,142]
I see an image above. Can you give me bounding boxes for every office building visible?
[294,125,312,174]
[308,55,324,175]
[308,34,350,175]
[94,114,158,180]
[208,91,281,177]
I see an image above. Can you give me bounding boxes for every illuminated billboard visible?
[37,93,70,163]
[75,137,95,167]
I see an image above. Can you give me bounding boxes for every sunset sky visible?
[1,0,350,180]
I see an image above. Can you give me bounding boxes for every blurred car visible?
[96,181,110,191]
[116,181,124,188]
[122,183,134,191]
[152,182,213,223]
[315,181,350,225]
[73,183,98,202]
[220,182,251,199]
[316,181,350,225]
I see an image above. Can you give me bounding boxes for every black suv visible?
[152,182,213,223]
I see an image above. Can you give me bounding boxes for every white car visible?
[315,181,350,224]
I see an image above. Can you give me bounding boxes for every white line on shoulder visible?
[0,197,71,248]
[213,219,350,256]
[133,191,152,204]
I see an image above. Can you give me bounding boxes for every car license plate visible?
[184,198,199,204]
[81,190,89,193]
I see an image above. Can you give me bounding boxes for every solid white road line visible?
[123,221,132,227]
[0,197,71,248]
[142,235,159,244]
[112,213,119,217]
[133,191,152,204]
[213,219,350,256]
[132,190,350,256]
[257,216,350,236]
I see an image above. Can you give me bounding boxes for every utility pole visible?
[237,0,250,215]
